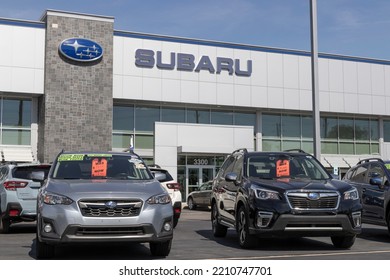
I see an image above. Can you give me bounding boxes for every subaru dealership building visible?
[1,10,390,198]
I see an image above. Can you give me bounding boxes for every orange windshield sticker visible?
[276,159,290,177]
[91,158,107,177]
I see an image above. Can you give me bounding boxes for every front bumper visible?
[248,213,361,237]
[38,202,173,245]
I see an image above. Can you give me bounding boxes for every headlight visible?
[147,193,171,204]
[251,185,280,200]
[344,187,359,200]
[42,191,73,205]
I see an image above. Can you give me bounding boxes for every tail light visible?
[4,181,28,191]
[166,182,181,191]
[9,209,20,217]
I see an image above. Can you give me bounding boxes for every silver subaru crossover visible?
[33,151,173,259]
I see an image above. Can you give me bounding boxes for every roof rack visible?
[283,149,307,154]
[357,157,384,165]
[232,148,248,154]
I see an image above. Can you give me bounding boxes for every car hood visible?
[44,179,166,200]
[250,178,353,193]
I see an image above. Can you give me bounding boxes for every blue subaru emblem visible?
[59,38,103,62]
[307,192,320,200]
[105,201,117,208]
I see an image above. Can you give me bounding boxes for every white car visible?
[149,166,182,228]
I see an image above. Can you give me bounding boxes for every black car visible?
[211,149,362,249]
[343,158,390,232]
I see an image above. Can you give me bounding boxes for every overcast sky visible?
[2,0,390,60]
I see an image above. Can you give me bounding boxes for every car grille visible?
[286,191,339,210]
[78,199,143,217]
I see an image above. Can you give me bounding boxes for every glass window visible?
[282,140,301,151]
[321,141,338,154]
[262,140,281,151]
[3,99,31,127]
[282,115,300,138]
[321,117,338,139]
[301,141,314,154]
[134,134,154,149]
[302,116,313,138]
[262,114,281,137]
[135,106,160,132]
[113,105,134,131]
[370,119,379,141]
[162,107,185,123]
[384,120,390,142]
[234,112,256,127]
[356,143,370,154]
[339,142,354,154]
[112,133,132,149]
[350,164,368,183]
[187,109,210,124]
[355,119,369,140]
[211,110,233,125]
[371,143,379,154]
[2,129,30,145]
[339,118,354,140]
[368,163,386,185]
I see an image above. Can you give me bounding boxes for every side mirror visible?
[30,171,45,182]
[369,177,382,186]
[225,172,238,182]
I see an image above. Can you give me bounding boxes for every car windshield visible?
[52,153,153,180]
[247,154,330,180]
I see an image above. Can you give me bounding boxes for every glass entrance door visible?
[186,166,215,199]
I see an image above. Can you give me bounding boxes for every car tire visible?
[237,206,258,249]
[187,197,196,210]
[149,239,172,257]
[35,233,55,259]
[0,218,11,234]
[211,202,227,237]
[331,235,356,249]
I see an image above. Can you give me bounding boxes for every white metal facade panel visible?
[154,122,254,177]
[112,34,390,116]
[0,24,44,94]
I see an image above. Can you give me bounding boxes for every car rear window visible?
[13,165,51,180]
[150,169,174,182]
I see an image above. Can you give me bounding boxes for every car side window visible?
[218,155,235,178]
[0,166,8,181]
[350,164,368,183]
[232,154,244,181]
[368,163,387,185]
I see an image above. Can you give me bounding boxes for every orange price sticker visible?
[91,158,107,177]
[276,159,290,177]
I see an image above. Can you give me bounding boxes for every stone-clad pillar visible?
[38,10,114,163]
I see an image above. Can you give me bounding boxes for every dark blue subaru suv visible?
[211,149,362,249]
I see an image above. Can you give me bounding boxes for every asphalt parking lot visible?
[1,208,390,260]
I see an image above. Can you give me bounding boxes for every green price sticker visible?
[58,154,85,161]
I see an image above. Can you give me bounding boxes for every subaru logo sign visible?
[105,201,117,209]
[307,192,320,200]
[59,38,103,62]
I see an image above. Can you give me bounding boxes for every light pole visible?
[310,0,321,159]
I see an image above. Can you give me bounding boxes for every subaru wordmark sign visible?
[135,49,252,77]
[59,38,103,62]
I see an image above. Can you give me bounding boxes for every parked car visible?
[149,166,182,228]
[211,149,362,249]
[0,162,51,233]
[33,151,173,259]
[343,157,390,233]
[187,181,212,210]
